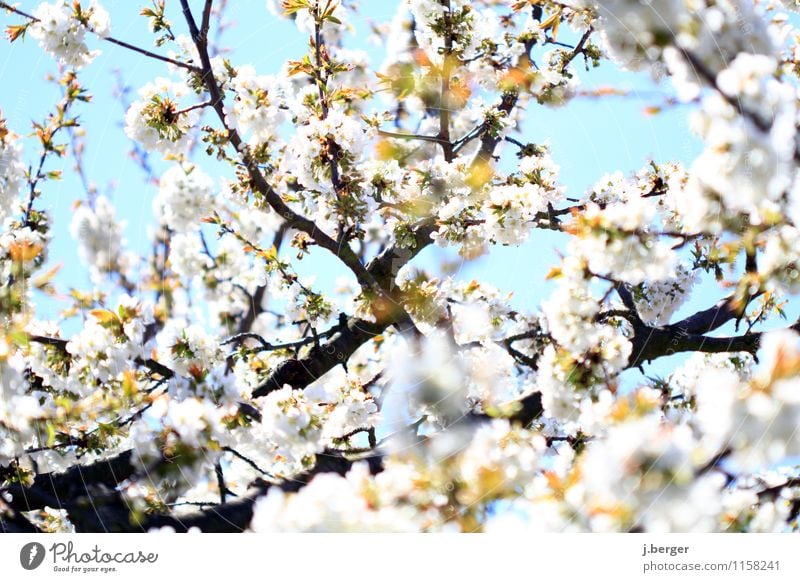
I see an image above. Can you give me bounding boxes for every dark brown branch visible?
[222,447,272,477]
[561,27,593,75]
[670,295,742,335]
[696,447,732,476]
[627,318,800,368]
[249,218,436,396]
[0,507,41,533]
[615,283,637,312]
[28,334,67,347]
[178,0,417,334]
[757,477,800,500]
[470,91,518,169]
[139,449,383,532]
[200,0,214,39]
[253,317,385,396]
[1,450,135,515]
[10,449,381,532]
[438,0,454,162]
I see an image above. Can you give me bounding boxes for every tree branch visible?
[4,448,382,532]
[669,294,743,335]
[627,319,800,368]
[378,129,450,145]
[438,0,454,162]
[178,0,418,334]
[1,450,135,515]
[253,317,385,396]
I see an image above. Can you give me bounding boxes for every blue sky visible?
[0,1,716,382]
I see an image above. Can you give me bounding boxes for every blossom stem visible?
[377,129,450,145]
[174,100,213,116]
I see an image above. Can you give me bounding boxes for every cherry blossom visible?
[2,0,800,535]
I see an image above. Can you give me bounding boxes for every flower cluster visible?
[678,61,796,230]
[280,107,371,230]
[167,232,213,279]
[0,352,42,467]
[694,330,800,470]
[539,258,632,421]
[250,418,547,532]
[130,395,235,501]
[156,322,224,379]
[221,373,380,481]
[250,463,421,532]
[256,385,326,471]
[306,373,379,441]
[29,0,110,69]
[65,296,153,386]
[225,65,287,147]
[381,333,469,434]
[633,262,698,326]
[0,117,24,223]
[70,196,131,283]
[6,0,800,535]
[153,164,215,231]
[592,0,774,77]
[568,187,677,284]
[124,78,198,157]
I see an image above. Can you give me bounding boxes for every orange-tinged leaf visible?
[539,11,561,31]
[412,48,432,68]
[32,264,61,288]
[89,309,118,324]
[591,86,628,96]
[551,17,560,40]
[545,266,562,280]
[447,80,471,109]
[375,139,404,161]
[499,67,529,91]
[5,23,29,43]
[543,470,563,493]
[122,369,139,397]
[8,241,42,263]
[465,279,481,293]
[258,245,279,262]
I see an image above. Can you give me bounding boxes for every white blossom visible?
[156,321,224,379]
[69,196,129,282]
[0,122,24,222]
[29,0,110,68]
[250,463,422,532]
[225,65,287,146]
[633,262,698,326]
[124,78,197,156]
[153,164,215,231]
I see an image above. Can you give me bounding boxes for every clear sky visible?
[1,1,716,383]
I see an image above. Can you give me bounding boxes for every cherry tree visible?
[1,0,799,533]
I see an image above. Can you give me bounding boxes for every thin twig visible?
[377,129,450,145]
